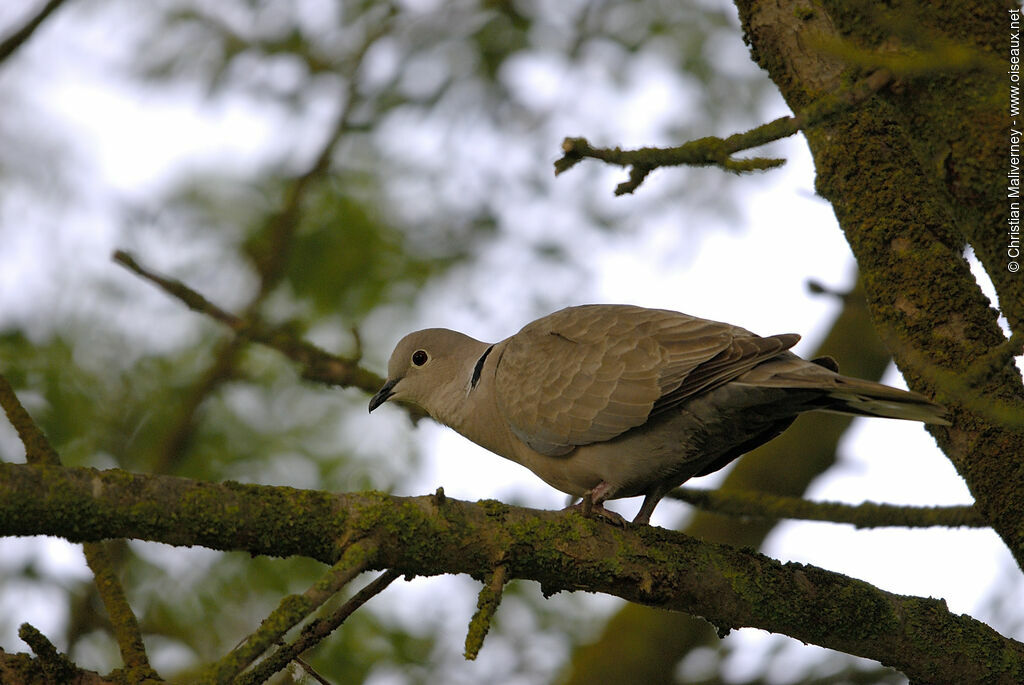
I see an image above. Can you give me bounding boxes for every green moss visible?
[478,498,511,519]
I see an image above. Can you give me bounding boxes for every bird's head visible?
[368,328,488,419]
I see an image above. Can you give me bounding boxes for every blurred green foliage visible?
[281,189,465,319]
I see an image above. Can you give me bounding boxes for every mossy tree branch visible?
[668,487,985,528]
[205,540,380,683]
[0,462,1021,683]
[235,569,402,685]
[464,562,508,660]
[0,375,159,683]
[16,624,78,684]
[554,69,892,194]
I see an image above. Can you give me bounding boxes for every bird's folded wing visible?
[493,305,799,455]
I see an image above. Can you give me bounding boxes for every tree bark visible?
[736,0,1024,568]
[2,462,1022,683]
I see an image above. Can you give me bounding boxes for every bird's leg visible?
[567,482,627,526]
[632,492,661,526]
[632,483,674,525]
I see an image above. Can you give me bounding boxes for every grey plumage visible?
[369,304,949,525]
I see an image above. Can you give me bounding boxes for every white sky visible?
[1,1,1022,681]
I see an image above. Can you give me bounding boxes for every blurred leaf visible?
[283,187,463,319]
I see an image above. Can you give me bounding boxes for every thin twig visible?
[247,3,396,299]
[206,540,379,684]
[18,623,77,684]
[668,486,985,529]
[112,250,386,393]
[0,0,69,64]
[136,6,399,474]
[959,332,1024,389]
[236,569,402,685]
[465,563,508,660]
[82,542,156,677]
[291,656,332,685]
[113,251,244,329]
[0,374,61,465]
[879,328,1024,429]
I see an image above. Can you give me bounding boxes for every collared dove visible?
[369,304,949,525]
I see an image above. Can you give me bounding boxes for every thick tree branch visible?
[735,0,1024,570]
[0,375,158,682]
[668,487,985,528]
[0,462,1021,683]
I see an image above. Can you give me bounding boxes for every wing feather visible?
[494,305,798,455]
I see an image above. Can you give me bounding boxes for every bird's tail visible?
[823,378,950,421]
[822,376,950,425]
[737,356,951,425]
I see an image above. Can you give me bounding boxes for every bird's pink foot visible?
[565,483,627,526]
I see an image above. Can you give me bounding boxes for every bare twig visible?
[246,4,396,298]
[0,0,69,65]
[82,542,156,677]
[959,332,1024,389]
[113,251,244,330]
[880,328,1024,429]
[135,6,399,473]
[0,374,61,464]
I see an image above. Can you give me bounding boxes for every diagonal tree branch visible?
[16,623,78,683]
[236,569,402,685]
[113,250,385,394]
[141,10,397,475]
[207,540,380,683]
[0,461,1021,683]
[0,0,69,65]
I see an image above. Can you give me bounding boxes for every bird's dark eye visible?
[412,350,429,366]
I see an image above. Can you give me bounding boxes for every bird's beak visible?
[368,378,399,413]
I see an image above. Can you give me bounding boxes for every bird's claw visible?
[566,490,627,526]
